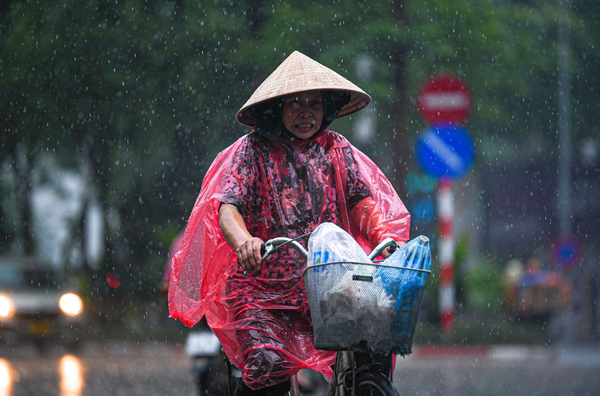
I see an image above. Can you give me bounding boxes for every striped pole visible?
[438,177,455,333]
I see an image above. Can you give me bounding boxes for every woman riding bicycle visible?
[169,51,411,396]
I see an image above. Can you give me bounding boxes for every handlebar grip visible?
[260,243,266,257]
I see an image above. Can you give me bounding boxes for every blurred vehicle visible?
[504,258,572,320]
[0,257,85,351]
[185,317,234,396]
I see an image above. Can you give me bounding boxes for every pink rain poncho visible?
[169,129,410,389]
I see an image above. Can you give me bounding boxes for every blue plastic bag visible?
[375,236,431,355]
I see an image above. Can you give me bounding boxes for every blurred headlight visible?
[59,293,83,317]
[0,296,13,318]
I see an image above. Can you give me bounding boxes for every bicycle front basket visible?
[304,261,430,356]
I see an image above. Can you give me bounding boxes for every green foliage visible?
[1,0,599,309]
[463,259,505,311]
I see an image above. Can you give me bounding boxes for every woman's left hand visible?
[381,241,404,259]
[381,248,392,259]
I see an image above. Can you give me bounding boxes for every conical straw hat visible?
[236,51,372,127]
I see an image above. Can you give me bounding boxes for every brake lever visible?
[261,242,274,261]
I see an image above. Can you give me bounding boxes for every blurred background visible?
[1,0,599,394]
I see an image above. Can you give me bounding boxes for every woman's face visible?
[281,91,324,139]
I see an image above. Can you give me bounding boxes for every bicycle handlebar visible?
[368,238,400,261]
[261,238,308,260]
[260,237,400,262]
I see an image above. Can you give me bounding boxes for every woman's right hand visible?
[219,204,264,275]
[235,237,264,275]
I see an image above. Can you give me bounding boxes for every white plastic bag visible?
[307,222,371,267]
[306,223,395,347]
[310,222,373,303]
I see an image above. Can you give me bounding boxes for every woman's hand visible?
[219,204,264,275]
[381,248,392,259]
[235,237,264,275]
[381,241,405,259]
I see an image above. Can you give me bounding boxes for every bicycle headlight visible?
[0,296,13,318]
[59,293,83,317]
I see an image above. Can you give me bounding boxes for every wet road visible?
[394,345,600,396]
[0,342,196,396]
[1,342,599,396]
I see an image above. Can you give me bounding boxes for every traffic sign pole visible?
[437,177,455,332]
[416,74,473,335]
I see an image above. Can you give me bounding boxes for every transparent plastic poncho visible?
[168,129,410,388]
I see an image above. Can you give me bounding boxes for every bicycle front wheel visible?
[356,372,399,396]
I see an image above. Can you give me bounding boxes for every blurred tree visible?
[1,0,598,305]
[407,0,600,164]
[0,0,249,296]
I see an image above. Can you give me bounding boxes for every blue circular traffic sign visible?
[552,235,581,269]
[416,125,475,179]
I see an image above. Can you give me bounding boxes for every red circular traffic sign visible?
[417,75,471,125]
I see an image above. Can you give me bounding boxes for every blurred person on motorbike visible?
[169,51,411,396]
